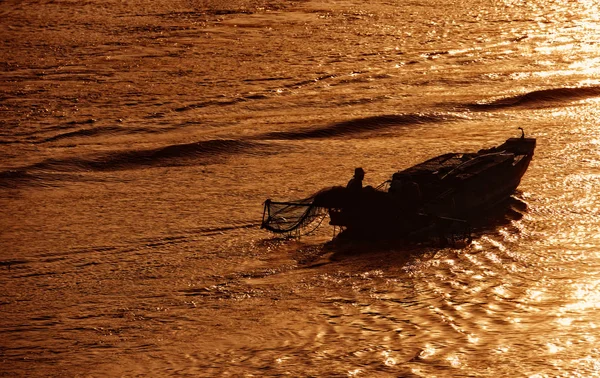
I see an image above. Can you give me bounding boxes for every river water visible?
[2,0,600,376]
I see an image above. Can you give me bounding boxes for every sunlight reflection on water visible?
[5,0,600,377]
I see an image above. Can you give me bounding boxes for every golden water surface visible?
[2,0,600,376]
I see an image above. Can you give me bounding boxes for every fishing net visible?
[261,183,391,235]
[261,193,328,235]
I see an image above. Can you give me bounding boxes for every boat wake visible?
[0,139,268,188]
[468,85,600,110]
[258,113,459,140]
[0,112,460,188]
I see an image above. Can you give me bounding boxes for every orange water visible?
[2,0,600,376]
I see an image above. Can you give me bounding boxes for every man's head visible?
[354,167,365,180]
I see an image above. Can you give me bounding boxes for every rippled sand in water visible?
[3,0,600,376]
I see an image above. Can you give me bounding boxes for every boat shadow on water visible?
[320,195,528,263]
[255,195,528,270]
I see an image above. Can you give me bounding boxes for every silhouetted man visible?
[347,167,365,192]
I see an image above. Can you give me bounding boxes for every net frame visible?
[261,197,328,235]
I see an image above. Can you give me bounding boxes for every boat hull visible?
[317,136,536,239]
[261,134,536,241]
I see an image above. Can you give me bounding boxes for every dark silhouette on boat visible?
[262,130,536,242]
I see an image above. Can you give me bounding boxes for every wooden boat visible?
[262,130,536,241]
